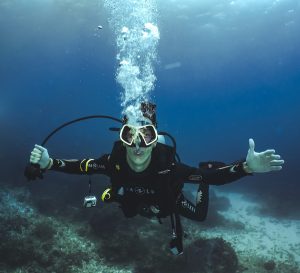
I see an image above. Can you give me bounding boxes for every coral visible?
[71,259,133,273]
[32,220,55,241]
[264,260,276,271]
[98,230,149,264]
[4,214,29,233]
[1,185,298,273]
[0,236,35,266]
[88,204,127,237]
[0,186,103,272]
[34,197,61,215]
[185,237,239,273]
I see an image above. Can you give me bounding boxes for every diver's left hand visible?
[245,138,284,173]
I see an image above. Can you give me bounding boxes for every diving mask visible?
[120,124,158,147]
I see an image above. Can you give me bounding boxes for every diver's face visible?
[125,142,154,167]
[122,123,157,172]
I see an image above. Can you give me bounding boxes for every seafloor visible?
[0,185,299,273]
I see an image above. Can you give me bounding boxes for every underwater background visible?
[0,0,300,272]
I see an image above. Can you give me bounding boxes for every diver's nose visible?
[134,136,141,150]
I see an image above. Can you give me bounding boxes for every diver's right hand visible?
[30,144,51,169]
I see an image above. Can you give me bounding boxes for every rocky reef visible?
[0,185,299,273]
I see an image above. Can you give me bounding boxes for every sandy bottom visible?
[186,191,300,272]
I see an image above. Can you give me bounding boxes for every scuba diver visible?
[27,102,284,255]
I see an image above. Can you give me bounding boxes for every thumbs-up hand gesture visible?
[245,139,284,173]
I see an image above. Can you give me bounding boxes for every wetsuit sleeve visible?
[49,154,111,176]
[175,160,251,186]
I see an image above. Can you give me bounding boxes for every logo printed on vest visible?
[135,187,145,195]
[88,163,105,170]
[125,187,155,195]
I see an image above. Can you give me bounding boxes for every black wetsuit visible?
[49,142,250,221]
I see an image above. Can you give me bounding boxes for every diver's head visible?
[120,102,158,172]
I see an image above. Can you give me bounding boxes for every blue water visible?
[0,0,300,273]
[0,1,300,270]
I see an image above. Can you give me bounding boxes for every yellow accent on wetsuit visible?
[101,188,112,202]
[85,159,93,172]
[79,159,86,172]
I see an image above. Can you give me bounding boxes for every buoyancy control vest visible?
[108,141,179,218]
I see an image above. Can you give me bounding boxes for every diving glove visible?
[30,144,52,169]
[245,138,284,173]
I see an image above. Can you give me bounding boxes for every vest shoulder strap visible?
[152,143,176,171]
